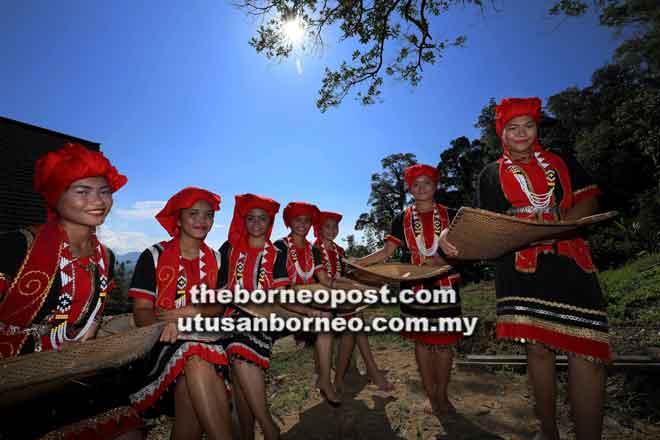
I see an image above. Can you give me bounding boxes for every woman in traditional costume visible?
[0,143,142,439]
[312,211,394,393]
[217,193,290,440]
[441,97,609,440]
[354,165,462,416]
[129,187,232,440]
[273,202,341,406]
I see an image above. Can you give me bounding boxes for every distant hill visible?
[116,251,141,267]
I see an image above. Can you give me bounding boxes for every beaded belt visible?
[506,206,557,215]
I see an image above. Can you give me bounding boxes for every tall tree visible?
[355,153,417,241]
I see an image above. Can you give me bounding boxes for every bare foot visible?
[422,399,456,416]
[422,400,437,415]
[368,375,395,392]
[317,379,341,406]
[434,398,457,416]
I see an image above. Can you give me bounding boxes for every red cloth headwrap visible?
[403,164,438,189]
[495,97,542,137]
[34,142,127,220]
[313,211,342,238]
[283,202,320,228]
[228,194,280,248]
[155,187,221,237]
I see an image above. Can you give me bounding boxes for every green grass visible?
[268,343,315,416]
[598,253,660,323]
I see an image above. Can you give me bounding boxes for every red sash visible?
[498,148,596,273]
[314,238,344,280]
[0,223,62,356]
[402,204,457,288]
[155,238,219,309]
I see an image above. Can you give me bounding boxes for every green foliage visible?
[354,153,417,243]
[599,253,660,322]
[106,261,133,315]
[342,234,372,257]
[238,0,483,111]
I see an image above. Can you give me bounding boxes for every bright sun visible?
[282,17,305,46]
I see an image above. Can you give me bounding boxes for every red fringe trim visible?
[226,343,270,369]
[132,344,228,412]
[400,331,463,345]
[496,322,612,361]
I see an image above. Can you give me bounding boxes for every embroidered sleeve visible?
[563,154,601,204]
[217,241,231,288]
[128,249,157,302]
[384,213,404,247]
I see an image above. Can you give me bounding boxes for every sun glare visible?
[282,17,305,46]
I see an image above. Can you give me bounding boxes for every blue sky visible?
[1,1,623,253]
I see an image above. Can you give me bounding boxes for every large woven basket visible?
[234,303,300,320]
[290,281,374,314]
[0,321,164,405]
[342,259,452,285]
[445,207,617,260]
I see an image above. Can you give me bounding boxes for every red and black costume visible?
[0,143,126,357]
[274,202,325,286]
[218,194,289,370]
[476,97,610,362]
[0,143,140,439]
[385,164,463,347]
[128,187,229,414]
[312,211,345,281]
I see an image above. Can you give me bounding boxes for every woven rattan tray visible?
[342,260,452,285]
[445,207,617,260]
[0,321,164,404]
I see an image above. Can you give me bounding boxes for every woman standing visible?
[312,211,394,393]
[441,97,609,440]
[0,143,141,439]
[354,165,462,416]
[129,187,232,440]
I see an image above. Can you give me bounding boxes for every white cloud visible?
[97,226,163,254]
[114,201,166,220]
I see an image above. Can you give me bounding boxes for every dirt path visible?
[269,342,660,440]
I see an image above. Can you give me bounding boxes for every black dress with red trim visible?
[128,241,228,416]
[384,204,463,346]
[274,236,324,345]
[217,240,289,370]
[0,227,142,440]
[475,151,611,362]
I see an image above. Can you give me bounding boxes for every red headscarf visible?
[155,187,221,237]
[495,97,542,138]
[403,164,438,189]
[283,202,320,228]
[313,211,342,238]
[228,194,280,248]
[34,142,127,220]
